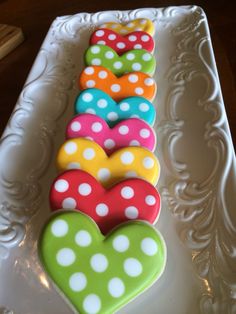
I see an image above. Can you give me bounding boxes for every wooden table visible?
[0,0,235,149]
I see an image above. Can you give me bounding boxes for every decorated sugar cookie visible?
[50,169,161,233]
[90,29,155,55]
[98,18,155,36]
[85,45,156,76]
[74,88,156,127]
[56,138,160,187]
[66,114,156,154]
[39,211,166,314]
[79,66,157,101]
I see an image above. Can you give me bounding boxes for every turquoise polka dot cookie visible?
[85,45,156,76]
[39,211,166,314]
[74,88,156,127]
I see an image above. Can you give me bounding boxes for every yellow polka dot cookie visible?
[56,138,160,187]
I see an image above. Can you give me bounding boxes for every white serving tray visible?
[0,6,235,314]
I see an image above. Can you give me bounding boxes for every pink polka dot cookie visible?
[90,29,155,55]
[56,138,160,187]
[66,114,156,154]
[50,169,161,233]
[79,66,157,102]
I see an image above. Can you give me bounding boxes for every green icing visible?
[85,45,156,76]
[39,211,166,314]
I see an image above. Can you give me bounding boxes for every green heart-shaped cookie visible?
[39,211,166,314]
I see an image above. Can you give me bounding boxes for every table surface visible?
[0,0,235,150]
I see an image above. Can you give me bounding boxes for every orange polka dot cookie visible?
[79,66,157,102]
[98,18,155,36]
[56,138,160,187]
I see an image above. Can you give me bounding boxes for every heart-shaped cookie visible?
[98,18,155,36]
[85,45,156,76]
[39,211,166,314]
[90,29,155,55]
[50,169,161,233]
[56,138,160,187]
[66,114,156,154]
[79,66,157,101]
[74,88,156,127]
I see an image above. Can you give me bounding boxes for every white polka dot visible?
[124,258,142,277]
[128,74,138,83]
[75,230,92,247]
[113,61,123,69]
[120,102,130,111]
[108,278,125,298]
[111,24,118,29]
[83,148,95,160]
[97,40,106,45]
[141,237,158,256]
[67,162,81,169]
[83,294,101,314]
[91,58,101,66]
[85,67,94,75]
[128,35,137,42]
[135,87,144,95]
[82,92,93,102]
[98,70,108,79]
[91,46,100,54]
[141,35,149,42]
[132,63,142,71]
[125,206,139,219]
[140,19,147,24]
[108,34,116,40]
[69,273,87,292]
[96,203,109,216]
[139,102,149,112]
[117,42,126,49]
[143,157,155,169]
[134,44,142,49]
[120,151,134,164]
[126,53,135,60]
[135,27,142,31]
[107,112,118,121]
[113,235,130,252]
[104,139,115,149]
[105,51,114,59]
[120,29,128,34]
[111,84,121,92]
[97,99,108,108]
[96,30,105,37]
[54,179,69,193]
[142,53,152,61]
[144,78,154,86]
[118,125,129,135]
[97,168,111,181]
[121,186,134,199]
[70,121,81,132]
[51,219,68,237]
[86,108,96,114]
[62,197,77,209]
[78,183,92,196]
[127,22,134,28]
[90,254,108,272]
[56,248,75,266]
[125,171,137,178]
[64,141,78,154]
[92,122,103,132]
[86,80,96,88]
[145,195,156,206]
[140,128,150,138]
[129,140,140,146]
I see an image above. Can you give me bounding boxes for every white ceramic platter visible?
[0,6,236,314]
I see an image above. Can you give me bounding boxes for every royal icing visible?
[85,45,156,76]
[50,169,161,233]
[66,114,156,154]
[56,138,160,187]
[98,18,155,36]
[79,66,157,101]
[90,29,155,55]
[39,211,166,314]
[74,88,156,127]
